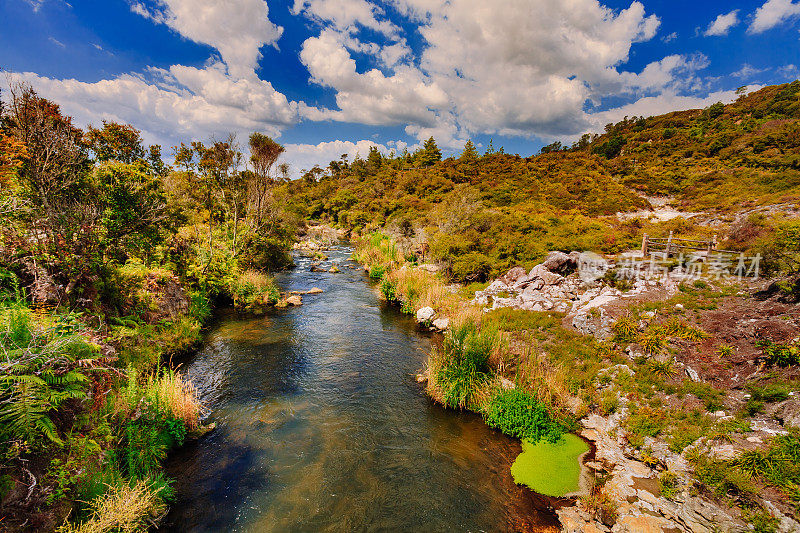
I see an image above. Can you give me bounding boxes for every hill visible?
[279,80,800,281]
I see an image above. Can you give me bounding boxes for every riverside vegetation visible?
[336,82,800,531]
[0,83,297,531]
[3,75,800,532]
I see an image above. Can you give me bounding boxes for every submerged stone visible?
[510,434,589,497]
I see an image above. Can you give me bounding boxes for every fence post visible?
[666,230,674,256]
[641,233,648,257]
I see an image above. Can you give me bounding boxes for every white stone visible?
[416,307,436,323]
[432,317,450,331]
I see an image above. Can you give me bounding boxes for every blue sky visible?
[1,0,799,174]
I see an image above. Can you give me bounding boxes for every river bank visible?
[345,229,800,533]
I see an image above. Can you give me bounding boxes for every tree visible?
[248,133,284,225]
[2,83,93,283]
[84,121,146,164]
[416,137,442,167]
[278,162,290,181]
[94,161,168,261]
[459,140,479,163]
[367,145,382,173]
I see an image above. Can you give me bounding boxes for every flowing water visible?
[161,245,559,532]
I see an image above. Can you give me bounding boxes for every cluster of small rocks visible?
[560,411,753,533]
[472,251,587,313]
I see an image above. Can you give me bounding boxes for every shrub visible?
[612,315,638,343]
[483,389,563,444]
[757,339,800,367]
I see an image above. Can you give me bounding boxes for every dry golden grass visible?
[515,344,571,411]
[146,370,202,430]
[58,481,166,533]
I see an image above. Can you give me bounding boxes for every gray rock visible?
[499,266,528,286]
[529,264,564,286]
[417,263,441,273]
[686,366,701,382]
[542,251,571,271]
[773,399,800,429]
[416,306,436,323]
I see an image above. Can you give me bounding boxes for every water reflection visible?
[162,246,558,532]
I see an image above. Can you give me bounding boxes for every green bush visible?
[380,277,397,302]
[369,265,387,280]
[757,339,800,367]
[483,389,563,444]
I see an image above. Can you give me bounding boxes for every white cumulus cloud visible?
[129,0,283,78]
[704,10,739,36]
[748,0,800,34]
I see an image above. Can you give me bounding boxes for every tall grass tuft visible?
[428,320,498,409]
[144,369,202,430]
[58,479,167,533]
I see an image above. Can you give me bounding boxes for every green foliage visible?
[612,315,638,343]
[0,303,99,446]
[681,380,724,411]
[483,389,563,443]
[435,321,498,409]
[658,471,680,499]
[757,339,800,367]
[369,265,387,280]
[379,277,397,302]
[228,270,280,312]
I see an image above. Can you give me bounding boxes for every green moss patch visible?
[510,434,589,497]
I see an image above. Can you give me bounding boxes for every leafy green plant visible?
[716,344,734,358]
[649,358,676,378]
[483,389,563,444]
[379,277,397,302]
[368,265,386,280]
[0,304,100,446]
[757,339,800,367]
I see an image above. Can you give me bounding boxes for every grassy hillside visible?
[281,80,800,281]
[586,81,800,212]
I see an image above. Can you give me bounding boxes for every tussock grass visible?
[229,269,279,310]
[111,367,202,430]
[58,480,166,533]
[145,369,202,430]
[427,320,499,410]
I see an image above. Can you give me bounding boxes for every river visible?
[160,245,559,532]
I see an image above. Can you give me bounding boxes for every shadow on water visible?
[161,246,561,532]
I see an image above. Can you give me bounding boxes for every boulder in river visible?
[306,287,324,295]
[285,295,303,306]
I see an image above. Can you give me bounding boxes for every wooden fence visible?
[641,231,740,258]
